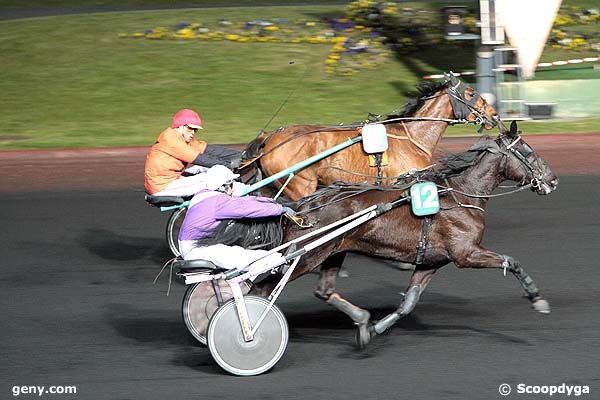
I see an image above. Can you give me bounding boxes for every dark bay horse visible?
[253,121,558,347]
[242,72,500,201]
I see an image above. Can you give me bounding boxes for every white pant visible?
[179,241,286,272]
[154,175,248,197]
[153,173,209,197]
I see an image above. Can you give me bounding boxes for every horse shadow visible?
[285,285,531,353]
[79,228,171,265]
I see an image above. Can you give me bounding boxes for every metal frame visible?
[179,196,409,343]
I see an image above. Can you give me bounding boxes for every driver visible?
[178,165,295,271]
[144,109,210,197]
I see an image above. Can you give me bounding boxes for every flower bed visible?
[119,2,599,77]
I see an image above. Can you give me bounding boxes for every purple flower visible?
[176,23,190,30]
[144,29,153,34]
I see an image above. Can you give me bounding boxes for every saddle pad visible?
[369,152,389,167]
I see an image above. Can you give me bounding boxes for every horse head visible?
[443,72,500,130]
[498,121,559,195]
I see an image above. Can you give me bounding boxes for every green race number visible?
[410,182,440,216]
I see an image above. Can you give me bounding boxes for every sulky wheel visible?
[166,207,187,257]
[207,295,288,376]
[182,279,250,346]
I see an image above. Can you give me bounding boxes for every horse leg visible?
[372,268,437,336]
[314,253,346,300]
[249,275,278,298]
[453,246,550,314]
[314,253,372,348]
[504,256,550,314]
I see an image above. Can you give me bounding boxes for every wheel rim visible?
[167,207,187,257]
[182,280,250,346]
[207,295,288,376]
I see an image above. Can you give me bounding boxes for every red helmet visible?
[171,109,202,129]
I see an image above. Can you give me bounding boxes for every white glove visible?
[231,181,249,196]
[184,165,208,175]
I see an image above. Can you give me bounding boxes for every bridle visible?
[439,135,549,204]
[497,134,546,190]
[445,79,497,129]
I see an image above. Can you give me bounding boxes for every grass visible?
[446,118,600,136]
[0,4,598,150]
[0,0,348,8]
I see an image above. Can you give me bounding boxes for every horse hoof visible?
[532,298,551,314]
[355,323,372,349]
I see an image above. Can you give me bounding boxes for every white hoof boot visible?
[532,298,551,314]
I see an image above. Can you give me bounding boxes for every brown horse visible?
[253,121,558,347]
[242,72,501,201]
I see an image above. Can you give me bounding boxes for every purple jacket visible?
[178,190,284,242]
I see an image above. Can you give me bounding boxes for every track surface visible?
[1,136,599,399]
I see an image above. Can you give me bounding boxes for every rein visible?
[314,164,434,182]
[296,181,414,215]
[442,183,533,200]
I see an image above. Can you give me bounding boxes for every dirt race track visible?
[1,134,599,399]
[1,134,599,193]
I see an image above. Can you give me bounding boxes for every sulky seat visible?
[174,258,227,274]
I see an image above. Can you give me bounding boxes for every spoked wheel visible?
[182,280,250,346]
[166,207,187,256]
[207,295,289,376]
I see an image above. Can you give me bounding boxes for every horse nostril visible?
[551,177,559,187]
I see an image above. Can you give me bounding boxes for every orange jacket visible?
[144,128,207,194]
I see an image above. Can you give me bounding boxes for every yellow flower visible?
[177,28,195,38]
[225,34,240,41]
[265,26,279,32]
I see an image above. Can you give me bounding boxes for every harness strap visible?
[444,178,485,212]
[239,154,263,169]
[374,153,384,185]
[386,122,434,159]
[415,216,433,265]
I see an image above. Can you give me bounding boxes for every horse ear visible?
[445,71,458,86]
[509,120,518,136]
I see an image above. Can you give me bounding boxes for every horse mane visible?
[386,80,449,119]
[195,216,285,250]
[426,136,498,181]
